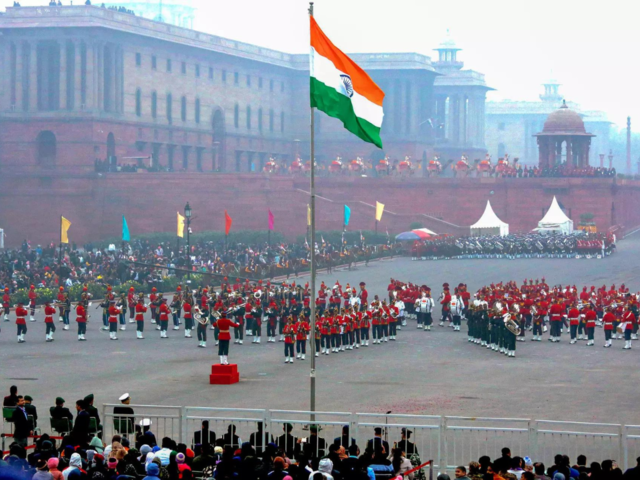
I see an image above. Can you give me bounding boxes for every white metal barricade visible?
[102,403,183,443]
[443,416,530,471]
[536,420,623,469]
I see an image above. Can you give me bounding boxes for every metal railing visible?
[4,405,640,472]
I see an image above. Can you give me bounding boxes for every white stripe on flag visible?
[310,47,384,128]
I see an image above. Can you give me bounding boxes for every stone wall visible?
[1,172,638,247]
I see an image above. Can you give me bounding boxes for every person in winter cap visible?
[144,462,161,480]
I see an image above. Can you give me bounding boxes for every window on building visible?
[209,67,213,80]
[281,81,285,93]
[246,75,251,87]
[166,93,173,124]
[151,91,157,118]
[258,77,263,89]
[280,111,285,132]
[234,72,239,85]
[222,70,227,83]
[269,109,274,132]
[135,52,141,67]
[246,105,251,129]
[167,59,172,72]
[152,55,157,70]
[234,103,239,128]
[258,107,263,131]
[181,96,187,122]
[269,79,274,92]
[498,122,506,131]
[135,88,142,117]
[195,64,200,77]
[181,61,186,74]
[195,98,201,124]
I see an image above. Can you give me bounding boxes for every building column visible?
[85,41,95,110]
[59,41,67,110]
[566,140,573,169]
[447,95,457,144]
[14,42,24,111]
[73,40,82,110]
[24,41,36,112]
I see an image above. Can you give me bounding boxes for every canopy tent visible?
[395,228,438,241]
[537,196,574,234]
[470,201,509,237]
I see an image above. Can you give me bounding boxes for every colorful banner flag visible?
[122,215,131,242]
[60,216,71,244]
[268,209,275,231]
[177,212,185,238]
[225,210,233,236]
[344,204,351,226]
[375,201,385,221]
[307,204,311,227]
[310,16,384,148]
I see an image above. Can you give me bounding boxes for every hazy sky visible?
[12,0,639,129]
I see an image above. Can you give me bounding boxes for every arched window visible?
[181,96,187,122]
[246,105,251,130]
[258,108,263,132]
[135,89,142,117]
[166,93,173,124]
[195,98,201,124]
[151,91,157,118]
[234,103,239,128]
[36,131,56,166]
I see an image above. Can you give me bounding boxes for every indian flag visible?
[310,16,384,148]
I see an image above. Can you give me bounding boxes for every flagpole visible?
[308,0,317,422]
[58,216,62,287]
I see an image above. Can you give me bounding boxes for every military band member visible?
[108,299,121,340]
[194,302,208,348]
[296,316,310,359]
[439,284,451,326]
[44,300,56,342]
[183,293,194,338]
[584,304,597,346]
[15,302,28,343]
[2,287,10,322]
[360,307,370,346]
[266,300,278,342]
[320,313,331,354]
[549,297,565,342]
[450,290,463,332]
[28,285,37,322]
[135,295,147,340]
[56,287,65,322]
[602,306,615,348]
[76,296,88,341]
[251,301,263,344]
[117,292,127,330]
[158,297,170,338]
[211,310,239,365]
[61,292,71,330]
[283,316,296,363]
[171,286,183,330]
[568,303,581,344]
[149,287,158,324]
[622,305,636,350]
[127,287,136,323]
[99,295,110,330]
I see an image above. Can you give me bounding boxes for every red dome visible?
[541,101,587,135]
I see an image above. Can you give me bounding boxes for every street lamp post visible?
[184,202,192,280]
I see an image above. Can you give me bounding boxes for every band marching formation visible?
[2,277,638,361]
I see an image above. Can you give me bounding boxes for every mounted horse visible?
[263,157,279,174]
[398,156,415,176]
[477,153,492,177]
[349,157,366,175]
[290,157,304,175]
[427,156,443,177]
[375,156,390,176]
[328,156,344,175]
[494,153,510,176]
[453,155,471,177]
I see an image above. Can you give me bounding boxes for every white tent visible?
[537,196,574,234]
[470,201,509,237]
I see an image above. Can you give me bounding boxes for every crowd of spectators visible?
[2,386,639,480]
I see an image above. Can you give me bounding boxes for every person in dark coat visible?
[192,420,216,447]
[50,397,74,425]
[3,385,19,406]
[11,396,33,446]
[71,399,91,445]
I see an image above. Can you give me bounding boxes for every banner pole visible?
[309,0,317,424]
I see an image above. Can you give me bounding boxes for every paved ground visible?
[3,235,640,429]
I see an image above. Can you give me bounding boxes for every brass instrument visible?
[193,306,208,326]
[503,312,521,336]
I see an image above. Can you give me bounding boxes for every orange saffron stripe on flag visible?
[310,16,384,107]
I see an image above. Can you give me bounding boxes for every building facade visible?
[0,5,476,174]
[486,80,612,165]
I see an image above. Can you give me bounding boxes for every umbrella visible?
[395,231,421,241]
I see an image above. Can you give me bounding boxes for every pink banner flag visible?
[268,209,275,231]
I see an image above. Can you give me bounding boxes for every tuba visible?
[503,312,521,335]
[254,290,262,299]
[193,307,208,325]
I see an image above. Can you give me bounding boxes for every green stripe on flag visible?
[310,77,382,149]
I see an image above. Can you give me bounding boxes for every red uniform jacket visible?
[283,323,297,343]
[567,308,581,326]
[28,290,37,306]
[296,321,310,341]
[183,303,192,319]
[15,306,28,325]
[76,305,87,323]
[135,304,148,321]
[585,309,597,328]
[44,305,56,323]
[602,312,616,330]
[159,304,170,321]
[2,293,10,308]
[108,305,121,323]
[623,311,636,331]
[213,317,240,340]
[549,303,565,322]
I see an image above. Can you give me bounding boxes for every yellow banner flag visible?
[375,201,385,222]
[177,212,185,238]
[307,204,311,227]
[60,216,72,244]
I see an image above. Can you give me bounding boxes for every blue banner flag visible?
[122,215,131,242]
[344,204,351,226]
